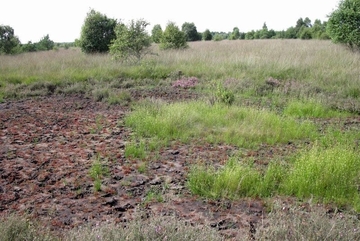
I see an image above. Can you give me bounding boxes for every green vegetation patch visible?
[125,100,317,148]
[283,99,349,118]
[282,144,360,209]
[188,136,360,210]
[187,157,286,199]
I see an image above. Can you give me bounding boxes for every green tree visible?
[327,0,360,49]
[285,27,297,39]
[109,19,152,63]
[151,24,163,43]
[0,25,20,54]
[202,29,212,40]
[160,22,188,49]
[294,17,312,38]
[181,22,200,41]
[21,41,37,52]
[79,9,117,53]
[245,30,255,40]
[260,22,269,39]
[36,34,54,51]
[229,27,240,40]
[254,30,261,39]
[304,17,312,27]
[268,29,276,39]
[299,27,313,39]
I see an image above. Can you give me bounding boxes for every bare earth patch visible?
[2,91,360,240]
[0,93,267,240]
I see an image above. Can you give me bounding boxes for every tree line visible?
[1,0,359,57]
[152,17,329,43]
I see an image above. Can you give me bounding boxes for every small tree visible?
[21,41,37,52]
[229,27,240,40]
[79,9,117,53]
[181,22,200,41]
[202,29,212,41]
[0,25,21,54]
[160,22,188,50]
[151,24,163,43]
[260,23,269,39]
[36,34,54,51]
[109,19,152,63]
[327,0,360,50]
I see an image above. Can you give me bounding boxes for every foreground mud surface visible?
[2,91,360,239]
[0,93,267,239]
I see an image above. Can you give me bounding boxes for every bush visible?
[79,9,117,53]
[151,24,163,43]
[327,0,360,50]
[181,22,200,41]
[0,25,21,54]
[36,34,54,51]
[202,29,212,41]
[215,82,235,105]
[109,19,152,64]
[160,22,188,50]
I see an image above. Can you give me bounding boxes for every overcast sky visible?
[1,0,340,43]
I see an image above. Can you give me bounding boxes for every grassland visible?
[1,39,360,240]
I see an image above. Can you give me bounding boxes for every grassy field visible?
[1,39,360,240]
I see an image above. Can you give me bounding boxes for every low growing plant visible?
[89,156,109,192]
[215,82,235,105]
[0,214,56,241]
[283,99,349,118]
[125,141,147,159]
[255,201,360,240]
[125,100,317,148]
[282,143,360,209]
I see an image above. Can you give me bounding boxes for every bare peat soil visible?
[3,88,349,239]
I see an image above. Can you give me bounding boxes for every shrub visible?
[215,82,235,105]
[151,24,163,43]
[327,0,360,50]
[160,22,188,50]
[110,19,152,64]
[0,25,21,54]
[79,9,117,53]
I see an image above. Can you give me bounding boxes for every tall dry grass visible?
[1,40,359,109]
[1,40,359,86]
[153,40,360,88]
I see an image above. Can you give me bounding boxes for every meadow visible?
[1,39,360,240]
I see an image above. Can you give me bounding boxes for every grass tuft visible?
[125,100,317,148]
[282,143,360,209]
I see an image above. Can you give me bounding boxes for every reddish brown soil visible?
[0,89,326,239]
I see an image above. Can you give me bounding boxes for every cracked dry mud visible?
[1,90,266,239]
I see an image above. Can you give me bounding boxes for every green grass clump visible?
[89,156,109,192]
[188,131,360,210]
[282,144,360,209]
[125,100,317,148]
[187,158,261,199]
[283,99,349,118]
[188,157,287,199]
[124,141,147,159]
